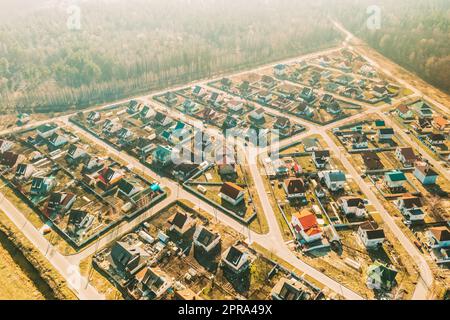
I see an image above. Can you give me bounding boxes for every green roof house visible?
[366,262,397,291]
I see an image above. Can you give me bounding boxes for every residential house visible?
[192,85,207,98]
[366,262,397,291]
[30,177,56,196]
[415,118,433,134]
[67,210,93,237]
[396,105,414,120]
[362,152,384,171]
[163,92,178,105]
[334,74,354,86]
[258,91,273,104]
[299,87,315,103]
[17,113,30,125]
[47,133,68,150]
[261,75,276,89]
[372,85,388,98]
[395,147,417,167]
[395,196,425,221]
[322,170,346,191]
[352,132,368,149]
[0,139,13,153]
[15,163,35,181]
[416,102,433,118]
[219,182,245,206]
[297,102,314,117]
[154,112,173,127]
[358,221,385,248]
[140,104,156,120]
[222,115,238,130]
[228,100,244,113]
[221,245,250,274]
[303,138,319,152]
[172,162,199,181]
[128,100,142,114]
[432,116,450,133]
[271,278,310,300]
[87,111,101,124]
[378,128,394,141]
[97,167,124,190]
[273,158,289,177]
[46,192,77,217]
[312,150,330,169]
[414,162,438,185]
[82,156,104,174]
[134,267,172,300]
[249,108,265,123]
[291,209,323,243]
[426,133,445,146]
[384,170,407,189]
[427,227,450,248]
[110,241,148,277]
[193,226,221,253]
[168,211,196,237]
[135,137,154,157]
[339,197,366,218]
[283,178,306,201]
[274,64,286,77]
[273,117,291,135]
[152,145,173,166]
[118,179,142,198]
[66,145,87,164]
[0,151,24,168]
[36,123,58,139]
[182,99,198,115]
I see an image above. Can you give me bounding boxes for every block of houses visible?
[414,161,438,185]
[30,176,56,196]
[395,147,417,167]
[193,225,221,254]
[283,178,306,201]
[396,105,414,120]
[299,87,315,103]
[432,116,449,132]
[221,245,250,274]
[378,127,394,141]
[384,170,406,189]
[297,102,314,117]
[168,211,196,237]
[357,221,385,248]
[274,64,286,77]
[362,152,384,171]
[97,167,124,190]
[249,108,265,123]
[36,123,58,139]
[46,192,77,217]
[0,139,13,153]
[339,197,366,218]
[312,150,330,169]
[66,145,88,164]
[352,132,368,149]
[291,209,323,243]
[134,267,173,300]
[219,182,245,206]
[0,151,24,168]
[395,195,425,221]
[182,99,198,115]
[425,133,445,146]
[366,262,397,291]
[427,226,450,248]
[271,277,310,300]
[15,163,35,181]
[322,170,346,191]
[152,145,173,167]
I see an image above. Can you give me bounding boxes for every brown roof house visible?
[168,211,196,237]
[219,182,245,206]
[283,178,306,202]
[427,227,450,249]
[395,147,417,167]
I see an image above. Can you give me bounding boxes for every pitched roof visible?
[341,196,365,208]
[359,221,385,240]
[220,182,244,200]
[284,178,306,194]
[398,147,416,161]
[396,105,410,114]
[170,211,189,230]
[194,226,219,247]
[400,196,422,209]
[385,171,406,182]
[430,227,450,242]
[294,209,319,231]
